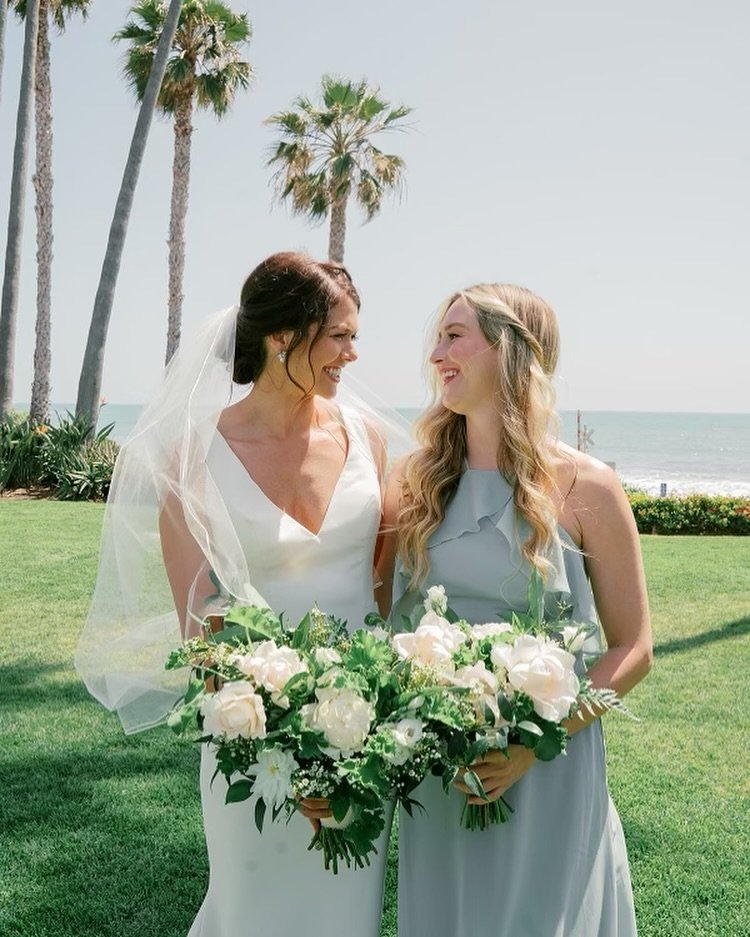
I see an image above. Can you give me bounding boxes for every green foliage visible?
[114,0,252,117]
[266,75,412,224]
[627,491,750,535]
[2,510,748,935]
[0,411,118,499]
[0,411,48,489]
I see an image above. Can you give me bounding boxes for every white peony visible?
[246,746,298,808]
[492,634,579,722]
[392,612,466,674]
[561,624,587,654]
[302,687,375,754]
[201,681,267,740]
[470,621,513,641]
[423,584,448,615]
[231,641,307,708]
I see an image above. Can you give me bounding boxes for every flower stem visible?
[307,827,369,874]
[460,796,514,831]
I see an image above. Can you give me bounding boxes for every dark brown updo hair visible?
[234,252,361,390]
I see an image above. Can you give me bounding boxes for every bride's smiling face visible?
[286,297,360,398]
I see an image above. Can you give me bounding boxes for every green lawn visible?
[1,501,748,936]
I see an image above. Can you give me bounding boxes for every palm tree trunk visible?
[0,0,8,103]
[75,0,183,430]
[328,191,349,264]
[165,90,194,366]
[29,0,53,426]
[0,0,39,419]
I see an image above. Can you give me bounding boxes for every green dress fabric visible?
[392,468,638,937]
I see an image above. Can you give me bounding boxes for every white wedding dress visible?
[187,408,391,937]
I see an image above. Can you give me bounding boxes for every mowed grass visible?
[1,501,748,937]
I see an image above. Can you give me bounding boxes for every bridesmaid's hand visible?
[454,745,536,803]
[299,796,333,832]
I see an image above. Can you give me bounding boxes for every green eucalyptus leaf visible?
[225,779,254,804]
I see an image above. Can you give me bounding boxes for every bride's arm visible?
[158,490,210,638]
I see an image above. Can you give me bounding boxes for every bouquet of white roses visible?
[385,574,634,831]
[165,598,440,872]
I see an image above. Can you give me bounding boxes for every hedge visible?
[626,491,750,535]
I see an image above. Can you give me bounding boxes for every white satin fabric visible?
[187,406,391,937]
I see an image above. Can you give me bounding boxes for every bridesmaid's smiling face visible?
[430,299,497,415]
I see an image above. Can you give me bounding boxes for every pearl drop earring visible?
[277,349,287,363]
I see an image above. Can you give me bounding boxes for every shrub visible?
[627,491,750,535]
[0,411,118,501]
[0,412,49,490]
[55,438,119,501]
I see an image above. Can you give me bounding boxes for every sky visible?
[1,0,749,412]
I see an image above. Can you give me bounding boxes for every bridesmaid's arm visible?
[463,457,653,802]
[561,456,653,736]
[375,456,408,617]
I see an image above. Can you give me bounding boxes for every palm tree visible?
[0,0,8,101]
[0,0,38,419]
[75,0,183,431]
[266,76,412,263]
[11,0,91,426]
[114,0,251,364]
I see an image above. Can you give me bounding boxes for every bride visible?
[75,252,403,937]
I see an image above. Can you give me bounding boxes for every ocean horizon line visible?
[11,401,750,418]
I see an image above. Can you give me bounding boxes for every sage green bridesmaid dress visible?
[392,467,638,937]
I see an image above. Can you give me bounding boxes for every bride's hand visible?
[453,745,536,803]
[299,796,333,832]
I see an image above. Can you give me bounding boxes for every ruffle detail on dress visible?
[429,469,574,599]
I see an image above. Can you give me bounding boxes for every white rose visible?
[424,584,448,615]
[391,717,424,749]
[471,621,513,641]
[302,687,374,753]
[490,642,513,681]
[453,662,503,726]
[381,718,424,766]
[499,634,579,722]
[201,681,267,740]
[232,641,307,708]
[561,624,587,654]
[392,613,466,673]
[246,746,298,808]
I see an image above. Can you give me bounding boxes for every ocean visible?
[31,403,750,498]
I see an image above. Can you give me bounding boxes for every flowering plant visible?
[165,599,439,872]
[380,575,634,831]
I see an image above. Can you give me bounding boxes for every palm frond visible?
[266,74,412,231]
[265,110,309,136]
[114,0,252,115]
[356,171,382,221]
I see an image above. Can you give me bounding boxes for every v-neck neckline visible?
[213,410,353,539]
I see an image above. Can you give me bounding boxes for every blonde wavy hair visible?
[398,283,561,589]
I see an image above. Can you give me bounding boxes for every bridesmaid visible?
[379,283,652,936]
